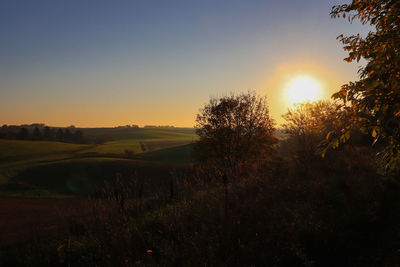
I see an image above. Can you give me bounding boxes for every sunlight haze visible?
[0,0,368,127]
[286,76,322,104]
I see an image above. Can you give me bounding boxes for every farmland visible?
[0,127,197,247]
[0,127,196,197]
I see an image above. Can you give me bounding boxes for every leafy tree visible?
[17,127,29,140]
[194,91,277,181]
[43,126,52,139]
[330,0,400,171]
[64,129,72,141]
[56,128,64,140]
[282,101,339,162]
[32,127,42,140]
[73,130,85,143]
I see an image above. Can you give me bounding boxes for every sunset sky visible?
[0,0,369,127]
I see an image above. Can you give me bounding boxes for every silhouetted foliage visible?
[64,129,72,141]
[330,0,400,172]
[2,99,400,267]
[17,127,29,140]
[194,91,277,180]
[73,130,84,143]
[0,124,88,143]
[43,126,52,139]
[55,128,64,141]
[282,101,339,160]
[281,101,378,176]
[32,127,42,140]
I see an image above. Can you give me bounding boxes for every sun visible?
[286,76,322,104]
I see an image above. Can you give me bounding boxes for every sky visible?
[0,0,369,127]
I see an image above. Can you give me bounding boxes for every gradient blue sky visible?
[0,0,368,127]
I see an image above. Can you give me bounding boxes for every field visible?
[0,128,196,247]
[4,125,399,266]
[82,127,196,141]
[0,128,196,197]
[0,198,89,246]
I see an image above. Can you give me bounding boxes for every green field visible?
[0,128,196,197]
[0,139,90,163]
[79,139,192,155]
[82,127,196,141]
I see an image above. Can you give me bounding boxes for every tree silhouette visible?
[56,128,64,141]
[73,130,84,143]
[32,127,42,140]
[194,91,277,181]
[43,126,52,140]
[64,129,72,141]
[17,127,29,140]
[283,101,338,155]
[331,0,400,171]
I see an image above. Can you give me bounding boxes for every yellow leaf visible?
[372,129,377,138]
[326,132,332,141]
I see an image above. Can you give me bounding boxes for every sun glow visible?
[286,76,322,104]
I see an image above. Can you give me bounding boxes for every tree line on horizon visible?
[0,125,87,144]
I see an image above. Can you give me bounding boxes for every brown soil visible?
[0,198,90,247]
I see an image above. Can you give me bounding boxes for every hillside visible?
[0,128,197,197]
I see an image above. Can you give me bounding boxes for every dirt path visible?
[0,198,89,247]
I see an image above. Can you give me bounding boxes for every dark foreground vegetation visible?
[1,133,399,266]
[2,88,400,266]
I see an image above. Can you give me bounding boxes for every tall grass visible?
[2,145,400,266]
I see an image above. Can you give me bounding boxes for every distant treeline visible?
[143,125,175,128]
[115,125,175,129]
[0,124,186,144]
[0,124,88,144]
[114,125,139,129]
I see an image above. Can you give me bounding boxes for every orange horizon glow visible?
[0,63,350,128]
[0,1,367,129]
